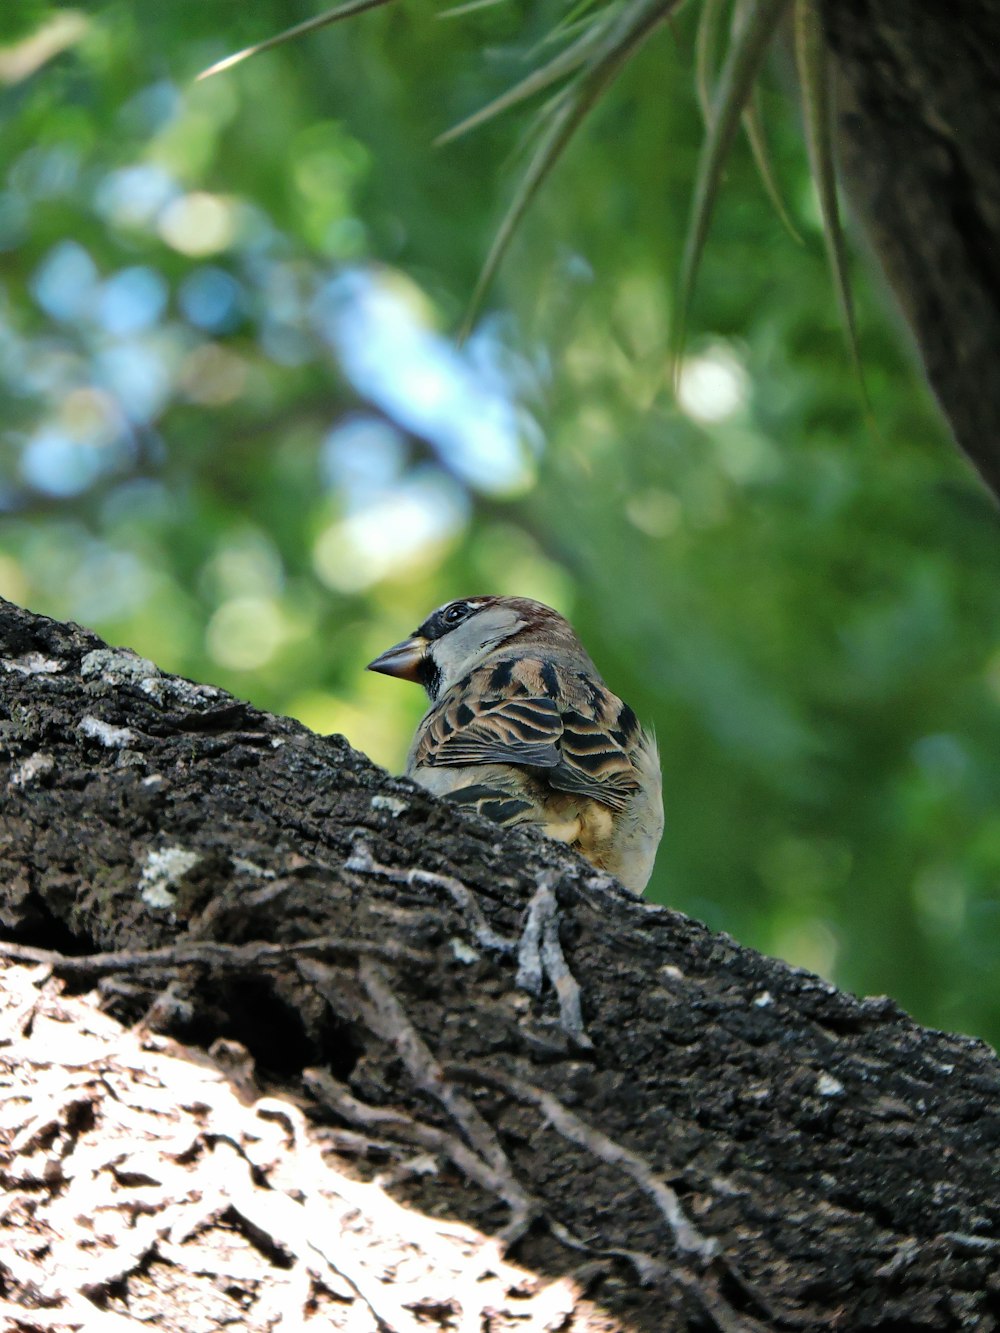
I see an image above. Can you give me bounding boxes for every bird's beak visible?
[366,635,428,683]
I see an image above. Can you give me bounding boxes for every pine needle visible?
[698,0,800,240]
[459,0,683,342]
[672,0,791,376]
[436,14,612,146]
[794,0,869,407]
[741,86,803,242]
[438,0,508,17]
[197,0,396,81]
[695,0,727,123]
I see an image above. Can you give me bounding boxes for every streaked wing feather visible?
[432,738,561,766]
[443,784,536,825]
[549,708,639,812]
[415,685,564,769]
[416,658,643,814]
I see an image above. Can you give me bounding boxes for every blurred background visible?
[2,2,999,1044]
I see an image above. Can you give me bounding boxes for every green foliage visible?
[793,0,865,404]
[2,1,999,1046]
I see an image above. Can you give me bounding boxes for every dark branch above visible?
[2,596,999,1330]
[824,0,1000,499]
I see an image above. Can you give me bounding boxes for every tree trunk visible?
[823,0,1000,499]
[1,596,999,1331]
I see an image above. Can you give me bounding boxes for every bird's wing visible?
[414,675,564,770]
[546,706,641,812]
[414,659,642,813]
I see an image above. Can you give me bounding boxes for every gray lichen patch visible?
[78,715,135,748]
[81,648,160,684]
[9,752,55,787]
[371,794,408,817]
[139,846,203,910]
[140,674,222,707]
[816,1071,845,1098]
[231,857,276,880]
[80,646,223,711]
[449,937,480,964]
[1,653,63,676]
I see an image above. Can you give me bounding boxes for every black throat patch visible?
[418,655,443,701]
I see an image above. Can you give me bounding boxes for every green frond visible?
[197,0,395,81]
[672,0,791,376]
[554,0,611,36]
[794,0,869,405]
[525,3,621,61]
[460,0,684,341]
[436,13,613,147]
[741,89,803,243]
[695,0,728,123]
[458,88,589,344]
[438,0,508,17]
[697,0,801,243]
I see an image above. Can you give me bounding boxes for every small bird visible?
[367,596,663,892]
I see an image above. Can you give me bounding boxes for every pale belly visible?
[408,760,662,893]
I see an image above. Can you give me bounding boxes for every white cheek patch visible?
[431,606,526,686]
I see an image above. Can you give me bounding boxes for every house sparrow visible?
[367,597,663,892]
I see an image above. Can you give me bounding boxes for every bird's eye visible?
[444,602,470,625]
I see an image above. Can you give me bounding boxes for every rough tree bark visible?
[1,595,999,1332]
[822,0,1000,499]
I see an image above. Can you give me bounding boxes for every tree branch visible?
[2,595,999,1330]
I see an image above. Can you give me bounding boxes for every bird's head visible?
[367,596,586,700]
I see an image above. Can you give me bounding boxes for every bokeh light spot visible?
[21,431,107,496]
[677,345,749,423]
[314,268,537,495]
[57,387,121,446]
[313,471,467,592]
[912,733,969,792]
[31,241,98,323]
[912,864,967,938]
[159,192,236,256]
[95,163,177,229]
[771,918,839,981]
[97,266,169,335]
[178,266,243,332]
[0,555,28,604]
[201,531,284,602]
[321,416,407,501]
[206,595,288,670]
[178,343,248,405]
[626,490,682,538]
[95,342,172,422]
